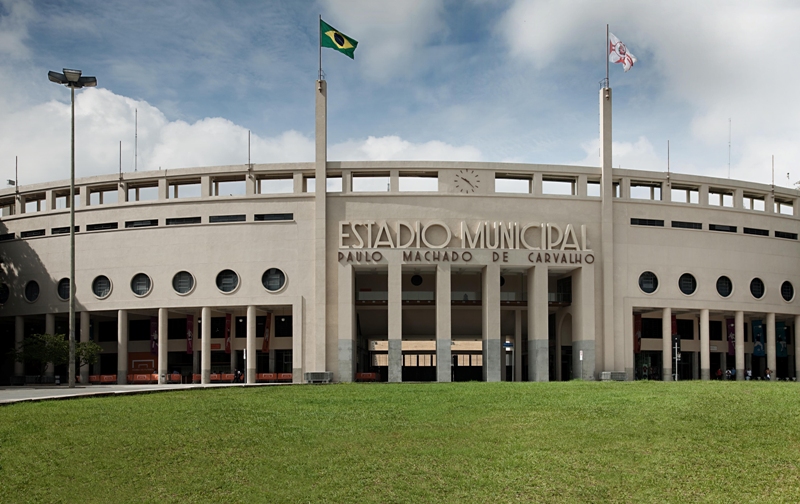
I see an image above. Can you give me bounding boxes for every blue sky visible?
[2,0,799,188]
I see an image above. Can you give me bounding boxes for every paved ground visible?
[0,382,281,406]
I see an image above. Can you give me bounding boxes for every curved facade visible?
[1,86,799,384]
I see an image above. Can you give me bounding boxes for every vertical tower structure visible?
[311,79,328,380]
[599,86,618,375]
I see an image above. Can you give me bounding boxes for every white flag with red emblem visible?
[609,32,636,72]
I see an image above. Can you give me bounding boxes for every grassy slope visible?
[0,381,798,503]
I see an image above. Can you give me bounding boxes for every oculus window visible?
[25,281,39,302]
[678,273,696,295]
[781,281,794,302]
[57,278,70,301]
[92,276,112,298]
[131,273,152,296]
[262,268,286,292]
[716,276,733,297]
[216,270,239,293]
[638,271,658,294]
[0,283,8,304]
[750,278,765,299]
[172,271,195,294]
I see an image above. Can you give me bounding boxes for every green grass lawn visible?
[1,381,798,503]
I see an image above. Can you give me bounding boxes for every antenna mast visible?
[728,118,731,178]
[135,108,138,172]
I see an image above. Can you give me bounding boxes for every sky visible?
[1,0,799,188]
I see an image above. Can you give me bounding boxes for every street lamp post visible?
[48,68,97,388]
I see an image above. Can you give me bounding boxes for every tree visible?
[12,333,103,377]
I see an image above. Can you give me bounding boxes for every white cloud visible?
[575,136,663,172]
[329,135,482,162]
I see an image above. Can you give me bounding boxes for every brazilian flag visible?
[320,19,358,59]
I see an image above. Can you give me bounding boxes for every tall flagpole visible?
[319,14,322,80]
[606,24,609,88]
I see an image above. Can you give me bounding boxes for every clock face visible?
[453,169,480,194]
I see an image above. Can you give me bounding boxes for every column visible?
[700,309,710,380]
[662,308,672,382]
[292,297,304,383]
[246,306,256,384]
[229,314,236,373]
[158,308,168,384]
[735,311,745,381]
[795,315,800,380]
[45,313,55,378]
[201,307,211,384]
[192,313,199,376]
[599,86,616,376]
[117,309,128,384]
[14,316,24,377]
[436,263,452,383]
[514,310,522,382]
[766,312,776,376]
[338,263,355,382]
[527,265,549,381]
[482,263,501,382]
[572,267,595,380]
[80,311,90,385]
[388,262,402,383]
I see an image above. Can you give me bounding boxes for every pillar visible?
[795,315,800,380]
[662,308,672,382]
[292,297,304,383]
[45,313,55,378]
[572,267,595,380]
[388,262,402,383]
[436,263,452,383]
[14,316,24,377]
[599,86,616,375]
[201,307,211,384]
[735,311,745,381]
[527,265,548,381]
[514,309,522,382]
[80,311,90,385]
[229,314,237,372]
[117,309,128,384]
[766,312,776,376]
[338,263,355,382]
[313,79,328,373]
[158,308,168,384]
[700,309,710,380]
[246,306,256,384]
[192,313,199,375]
[482,263,501,382]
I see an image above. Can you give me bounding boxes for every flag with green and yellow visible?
[320,19,358,59]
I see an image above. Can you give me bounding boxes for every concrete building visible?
[1,84,799,384]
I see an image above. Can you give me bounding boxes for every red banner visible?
[150,316,158,356]
[262,313,272,353]
[224,313,231,354]
[186,315,194,355]
[634,313,642,354]
[671,314,677,337]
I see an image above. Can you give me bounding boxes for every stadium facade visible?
[1,84,799,385]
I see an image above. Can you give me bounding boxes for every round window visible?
[57,278,70,301]
[638,271,658,294]
[411,274,423,286]
[172,271,195,295]
[781,281,794,302]
[0,283,9,304]
[25,281,40,302]
[750,278,765,299]
[716,276,733,298]
[92,275,111,298]
[678,273,696,295]
[216,269,239,293]
[131,273,152,296]
[262,268,286,292]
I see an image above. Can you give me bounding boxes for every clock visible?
[453,169,480,194]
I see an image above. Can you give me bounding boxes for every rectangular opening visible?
[743,193,765,211]
[612,182,620,198]
[214,179,246,196]
[494,175,530,194]
[352,174,390,192]
[743,227,769,236]
[0,199,14,216]
[305,176,342,193]
[587,180,601,197]
[86,222,119,232]
[254,213,293,221]
[708,189,733,207]
[209,214,246,223]
[671,186,699,204]
[709,224,737,233]
[775,230,798,240]
[542,177,575,195]
[0,233,15,241]
[630,218,664,227]
[24,200,39,213]
[630,182,661,201]
[169,180,201,199]
[20,229,45,238]
[89,187,118,206]
[166,217,201,226]
[775,198,794,215]
[51,226,79,235]
[672,221,702,230]
[129,186,159,202]
[259,176,294,194]
[399,173,438,192]
[125,219,158,228]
